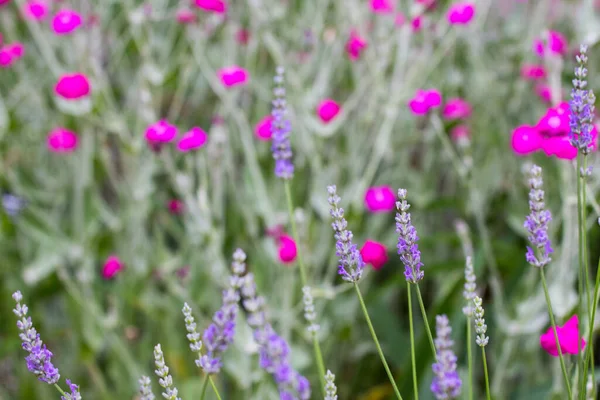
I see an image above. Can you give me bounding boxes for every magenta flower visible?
[23,1,48,21]
[541,135,578,160]
[176,8,197,24]
[535,103,570,136]
[511,125,543,155]
[0,50,10,68]
[168,199,185,215]
[446,2,475,25]
[521,64,546,80]
[535,83,552,103]
[0,0,10,6]
[370,0,394,14]
[177,127,208,152]
[254,115,273,141]
[345,30,367,61]
[51,9,83,35]
[102,255,123,279]
[236,29,250,45]
[364,185,396,213]
[47,128,78,153]
[450,125,470,144]
[277,235,297,264]
[540,315,585,357]
[360,240,388,270]
[394,12,405,26]
[145,120,178,144]
[533,31,568,57]
[408,89,442,115]
[411,16,423,32]
[218,65,249,87]
[0,43,24,68]
[194,0,227,13]
[442,98,472,120]
[54,73,91,100]
[317,99,341,123]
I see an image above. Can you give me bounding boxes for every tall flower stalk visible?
[430,315,462,399]
[462,256,477,400]
[524,165,572,397]
[271,66,327,394]
[473,296,490,400]
[327,184,403,400]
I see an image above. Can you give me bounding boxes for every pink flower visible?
[47,128,78,153]
[23,1,48,21]
[51,9,83,35]
[317,99,341,123]
[364,185,396,213]
[370,0,394,14]
[194,0,227,13]
[254,115,273,141]
[360,240,388,270]
[218,65,249,87]
[394,12,405,26]
[442,98,472,120]
[236,29,250,45]
[54,73,91,100]
[521,64,547,80]
[168,199,185,214]
[176,8,197,24]
[411,16,423,32]
[408,89,442,115]
[511,125,543,155]
[535,83,552,103]
[540,315,585,357]
[533,31,568,57]
[541,135,578,160]
[145,120,178,143]
[0,49,11,68]
[0,0,11,6]
[0,43,24,68]
[278,235,297,264]
[450,125,470,144]
[346,30,367,61]
[177,127,208,152]
[102,255,124,280]
[447,2,475,25]
[535,103,570,136]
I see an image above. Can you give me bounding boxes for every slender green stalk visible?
[582,256,600,398]
[481,348,492,400]
[467,320,474,400]
[540,268,573,398]
[283,180,327,395]
[407,282,419,400]
[53,384,67,397]
[199,375,209,400]
[209,377,223,400]
[354,283,403,400]
[415,285,436,357]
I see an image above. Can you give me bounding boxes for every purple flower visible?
[153,344,180,400]
[524,165,553,268]
[271,66,294,179]
[327,185,365,282]
[12,291,60,385]
[60,379,82,400]
[395,189,424,283]
[239,267,310,399]
[138,376,155,400]
[569,45,596,154]
[431,315,462,399]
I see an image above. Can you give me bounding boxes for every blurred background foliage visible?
[2,0,600,399]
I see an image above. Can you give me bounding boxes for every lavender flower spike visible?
[12,291,60,385]
[462,256,477,317]
[324,370,338,400]
[153,344,181,400]
[60,379,82,400]
[395,189,424,283]
[569,44,596,154]
[271,66,294,179]
[524,165,553,268]
[431,315,462,400]
[138,376,155,400]
[327,185,365,282]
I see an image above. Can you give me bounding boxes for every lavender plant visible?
[431,315,461,400]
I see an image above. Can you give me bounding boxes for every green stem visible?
[53,384,67,397]
[467,319,474,400]
[415,285,436,357]
[583,256,600,398]
[407,283,419,400]
[481,347,492,400]
[199,375,209,400]
[283,180,327,395]
[540,268,573,398]
[354,283,403,400]
[209,376,222,400]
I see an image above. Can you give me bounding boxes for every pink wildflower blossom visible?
[47,128,78,153]
[177,127,208,152]
[317,99,341,123]
[145,120,178,144]
[254,115,273,141]
[447,2,475,25]
[102,255,124,280]
[194,0,226,13]
[218,65,249,87]
[54,73,91,99]
[23,0,48,21]
[364,186,396,213]
[408,89,442,115]
[360,240,388,270]
[442,98,472,120]
[51,9,83,35]
[540,315,585,357]
[278,235,297,264]
[346,30,367,61]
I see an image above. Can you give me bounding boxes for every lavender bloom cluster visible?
[12,291,60,385]
[569,45,596,154]
[462,256,477,317]
[138,376,155,400]
[431,315,462,400]
[154,344,180,400]
[238,252,310,400]
[198,250,245,374]
[61,379,82,400]
[271,66,294,179]
[524,165,553,268]
[395,189,424,283]
[327,185,365,282]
